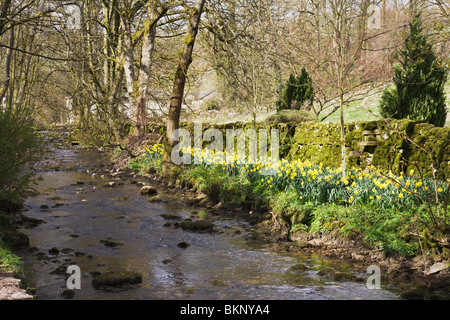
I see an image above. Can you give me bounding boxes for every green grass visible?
[0,242,23,273]
[322,78,450,127]
[0,212,24,273]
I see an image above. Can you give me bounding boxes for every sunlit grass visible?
[0,244,23,273]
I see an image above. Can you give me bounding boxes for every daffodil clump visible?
[131,143,164,171]
[136,144,449,257]
[141,144,447,211]
[248,160,446,210]
[144,144,164,164]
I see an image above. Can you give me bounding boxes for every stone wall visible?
[286,119,449,179]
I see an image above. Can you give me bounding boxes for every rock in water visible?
[140,185,157,195]
[148,196,162,203]
[62,289,75,299]
[177,242,190,249]
[91,271,142,289]
[176,220,214,232]
[103,181,116,187]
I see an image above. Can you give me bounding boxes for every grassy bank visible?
[129,143,449,262]
[0,239,24,274]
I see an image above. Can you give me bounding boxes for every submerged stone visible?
[317,267,336,276]
[177,242,190,249]
[333,272,364,282]
[148,196,162,203]
[161,213,182,220]
[62,289,75,299]
[207,280,229,287]
[48,247,59,256]
[289,263,308,272]
[91,270,142,289]
[176,220,215,232]
[100,239,124,247]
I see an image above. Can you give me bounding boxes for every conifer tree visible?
[379,14,448,127]
[277,67,314,111]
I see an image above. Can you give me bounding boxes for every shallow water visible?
[19,146,400,300]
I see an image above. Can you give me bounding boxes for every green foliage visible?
[277,67,314,111]
[0,109,42,211]
[310,204,419,257]
[270,191,314,228]
[183,164,254,206]
[380,14,448,127]
[0,242,24,273]
[310,204,352,235]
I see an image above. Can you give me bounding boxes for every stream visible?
[18,141,401,300]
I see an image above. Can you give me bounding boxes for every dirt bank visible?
[0,272,33,300]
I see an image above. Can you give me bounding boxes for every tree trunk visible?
[0,0,12,37]
[0,27,13,106]
[122,1,169,137]
[133,3,161,136]
[339,90,346,179]
[121,8,137,129]
[163,0,206,180]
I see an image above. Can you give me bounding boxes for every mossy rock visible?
[148,196,162,203]
[176,220,215,232]
[333,272,363,282]
[289,263,308,272]
[91,270,143,289]
[207,280,230,287]
[62,289,75,299]
[161,213,182,220]
[317,267,336,276]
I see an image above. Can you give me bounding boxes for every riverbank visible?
[0,207,38,299]
[107,135,450,300]
[0,272,33,300]
[121,170,450,299]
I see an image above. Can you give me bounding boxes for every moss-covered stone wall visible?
[286,119,449,179]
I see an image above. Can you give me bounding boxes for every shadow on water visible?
[19,144,401,300]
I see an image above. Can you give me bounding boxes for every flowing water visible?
[19,143,401,300]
